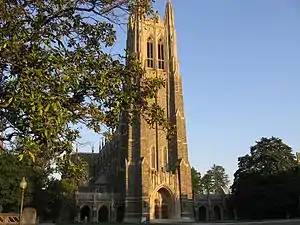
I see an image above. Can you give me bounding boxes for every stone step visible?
[150,218,193,223]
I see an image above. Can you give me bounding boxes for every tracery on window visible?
[147,37,154,68]
[158,38,165,70]
[162,146,168,167]
[151,146,156,169]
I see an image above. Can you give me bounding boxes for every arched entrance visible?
[214,205,222,220]
[198,206,207,221]
[161,199,168,219]
[151,187,174,219]
[116,205,125,222]
[154,199,160,219]
[98,205,109,222]
[80,205,90,222]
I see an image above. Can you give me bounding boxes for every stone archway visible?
[150,187,174,219]
[214,205,222,220]
[198,206,207,221]
[154,199,160,219]
[98,205,109,222]
[116,205,125,222]
[161,199,168,219]
[80,205,91,222]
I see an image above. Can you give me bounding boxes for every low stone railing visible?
[75,192,121,201]
[0,213,20,225]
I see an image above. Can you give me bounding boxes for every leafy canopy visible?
[233,136,297,182]
[191,164,229,195]
[231,137,300,220]
[0,0,171,179]
[208,164,230,194]
[0,153,24,212]
[0,152,50,212]
[191,167,201,195]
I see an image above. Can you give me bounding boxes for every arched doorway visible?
[80,205,90,222]
[116,205,125,222]
[161,199,168,219]
[151,187,173,219]
[214,205,222,220]
[198,206,207,221]
[154,199,160,219]
[98,205,109,222]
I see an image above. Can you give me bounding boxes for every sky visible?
[77,0,300,182]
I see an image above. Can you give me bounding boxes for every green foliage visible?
[0,152,53,212]
[40,178,76,222]
[0,0,170,181]
[0,152,76,219]
[191,165,229,195]
[234,137,297,180]
[200,172,213,194]
[208,164,230,194]
[191,167,201,195]
[200,164,229,194]
[0,153,24,212]
[231,137,300,220]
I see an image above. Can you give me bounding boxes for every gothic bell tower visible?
[123,0,194,222]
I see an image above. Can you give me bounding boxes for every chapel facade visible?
[74,1,229,223]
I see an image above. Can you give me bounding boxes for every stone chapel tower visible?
[123,0,194,222]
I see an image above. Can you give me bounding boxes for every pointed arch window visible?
[162,146,168,168]
[158,38,165,70]
[151,146,156,169]
[147,37,154,68]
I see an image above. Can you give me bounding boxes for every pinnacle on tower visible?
[165,0,175,26]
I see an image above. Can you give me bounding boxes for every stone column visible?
[92,206,98,222]
[77,212,80,223]
[141,199,149,221]
[110,201,116,222]
[234,209,237,220]
[221,208,224,221]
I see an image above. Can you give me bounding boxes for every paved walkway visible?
[39,219,300,225]
[190,219,300,225]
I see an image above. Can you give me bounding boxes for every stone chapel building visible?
[74,0,230,223]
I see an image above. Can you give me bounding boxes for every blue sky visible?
[78,0,300,182]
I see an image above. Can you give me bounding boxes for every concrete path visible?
[190,219,300,225]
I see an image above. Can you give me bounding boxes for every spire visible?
[164,0,179,73]
[165,0,175,27]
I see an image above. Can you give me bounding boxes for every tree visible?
[191,167,201,195]
[200,172,213,195]
[234,137,297,180]
[200,164,230,194]
[208,164,230,194]
[40,178,76,222]
[0,0,170,179]
[231,137,300,220]
[0,151,77,220]
[0,153,24,212]
[0,151,52,213]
